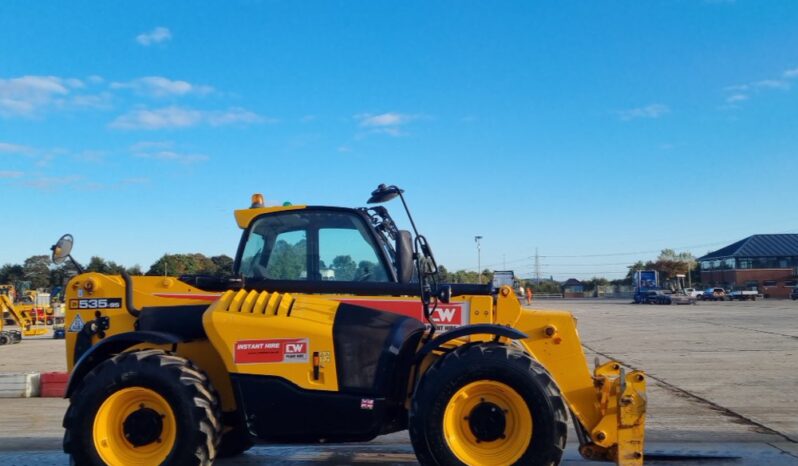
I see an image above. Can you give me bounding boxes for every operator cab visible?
[235,207,395,284]
[230,186,489,303]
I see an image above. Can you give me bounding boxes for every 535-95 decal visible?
[69,298,123,310]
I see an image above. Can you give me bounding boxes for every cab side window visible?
[319,227,389,282]
[238,211,391,283]
[263,230,307,280]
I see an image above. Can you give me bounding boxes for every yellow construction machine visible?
[57,185,646,466]
[0,294,47,344]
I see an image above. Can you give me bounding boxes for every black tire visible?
[0,332,8,345]
[217,419,254,458]
[410,344,567,466]
[63,349,222,466]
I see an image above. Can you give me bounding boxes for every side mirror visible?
[51,234,74,265]
[396,230,414,284]
[368,184,404,204]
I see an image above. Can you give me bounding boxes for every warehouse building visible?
[698,234,798,298]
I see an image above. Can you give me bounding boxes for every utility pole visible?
[534,247,541,284]
[475,236,483,284]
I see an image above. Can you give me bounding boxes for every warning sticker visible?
[68,314,85,333]
[234,338,309,364]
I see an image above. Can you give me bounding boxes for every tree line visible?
[0,253,235,291]
[1,248,697,292]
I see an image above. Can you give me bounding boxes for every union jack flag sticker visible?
[360,398,374,410]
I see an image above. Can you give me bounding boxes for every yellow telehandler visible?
[56,185,646,465]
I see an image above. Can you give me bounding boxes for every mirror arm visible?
[68,255,84,274]
[396,189,420,238]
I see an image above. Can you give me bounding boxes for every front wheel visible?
[63,349,222,466]
[410,344,567,466]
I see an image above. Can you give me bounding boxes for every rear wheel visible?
[0,332,8,345]
[63,349,221,466]
[410,344,567,466]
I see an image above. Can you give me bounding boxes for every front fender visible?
[65,331,182,397]
[414,324,527,364]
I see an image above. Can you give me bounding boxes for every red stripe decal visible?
[153,293,221,302]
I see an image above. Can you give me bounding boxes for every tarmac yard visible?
[0,299,796,465]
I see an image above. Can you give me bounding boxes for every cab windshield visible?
[236,210,392,283]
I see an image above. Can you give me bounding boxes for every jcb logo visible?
[285,343,305,354]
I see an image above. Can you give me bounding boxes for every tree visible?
[332,255,357,281]
[0,263,25,284]
[23,255,51,289]
[625,250,697,285]
[210,255,234,277]
[86,256,110,274]
[146,253,219,277]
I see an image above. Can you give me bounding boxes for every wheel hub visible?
[467,401,506,442]
[122,405,164,447]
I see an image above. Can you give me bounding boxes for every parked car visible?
[683,288,703,299]
[670,292,698,305]
[791,288,798,301]
[641,290,673,305]
[728,289,762,301]
[700,288,727,301]
[634,288,657,304]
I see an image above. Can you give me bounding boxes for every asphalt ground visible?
[0,298,796,465]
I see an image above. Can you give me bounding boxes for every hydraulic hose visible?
[121,270,142,318]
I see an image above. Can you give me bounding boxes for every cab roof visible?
[234,205,307,229]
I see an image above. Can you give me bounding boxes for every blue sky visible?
[1,1,797,280]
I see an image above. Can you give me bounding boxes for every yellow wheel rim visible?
[443,380,532,466]
[93,387,177,465]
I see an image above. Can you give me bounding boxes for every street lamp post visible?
[475,235,483,284]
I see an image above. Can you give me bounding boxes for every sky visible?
[1,1,797,281]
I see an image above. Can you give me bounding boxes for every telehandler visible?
[56,185,646,466]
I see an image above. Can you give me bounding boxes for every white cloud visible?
[111,77,213,98]
[753,79,790,90]
[617,104,670,121]
[206,107,263,126]
[70,92,113,109]
[110,106,203,129]
[0,170,23,178]
[357,112,416,127]
[0,76,68,116]
[724,66,798,107]
[22,175,82,190]
[131,141,208,164]
[0,75,110,117]
[136,27,172,46]
[726,93,749,104]
[354,112,420,137]
[110,106,264,130]
[0,142,35,154]
[130,141,174,152]
[135,150,208,164]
